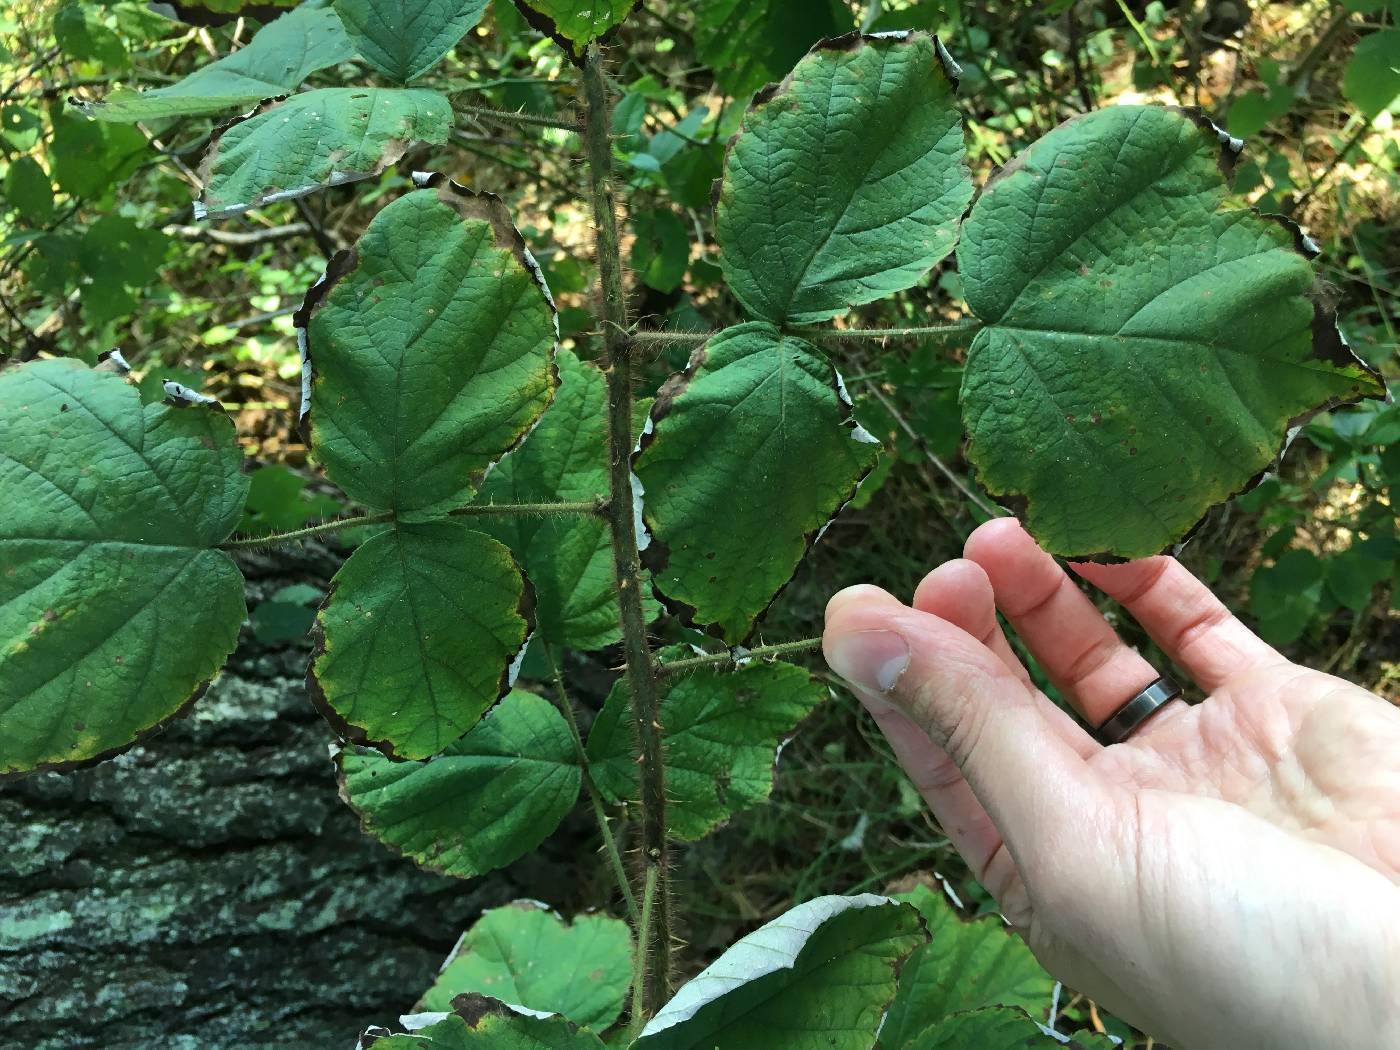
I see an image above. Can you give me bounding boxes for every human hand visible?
[823,518,1400,1050]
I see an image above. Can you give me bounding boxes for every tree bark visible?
[0,546,576,1048]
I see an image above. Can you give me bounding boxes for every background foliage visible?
[1,0,1396,1045]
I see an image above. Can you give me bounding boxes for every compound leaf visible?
[957,105,1385,559]
[85,0,355,122]
[197,88,453,218]
[715,32,971,325]
[336,690,579,876]
[634,322,880,644]
[0,360,247,777]
[511,0,637,63]
[312,521,530,759]
[880,883,1055,1046]
[362,994,605,1048]
[910,1006,1118,1048]
[333,0,489,83]
[420,901,632,1029]
[476,349,655,651]
[587,651,826,840]
[301,183,557,516]
[636,895,925,1048]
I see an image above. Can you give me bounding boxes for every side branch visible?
[582,43,674,1016]
[656,636,825,676]
[219,500,603,550]
[629,321,985,349]
[454,100,585,133]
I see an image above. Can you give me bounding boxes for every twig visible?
[862,381,1004,520]
[163,223,312,246]
[656,637,825,676]
[455,100,584,132]
[541,642,639,922]
[219,501,602,550]
[1288,114,1376,216]
[628,321,985,349]
[294,197,340,258]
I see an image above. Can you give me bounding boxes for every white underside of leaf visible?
[639,893,894,1038]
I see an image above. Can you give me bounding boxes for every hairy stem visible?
[218,500,602,550]
[629,321,985,348]
[454,100,584,132]
[791,321,985,343]
[541,642,639,923]
[218,511,394,549]
[582,43,673,1014]
[656,636,825,676]
[629,866,660,1040]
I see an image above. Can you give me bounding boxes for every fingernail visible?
[826,629,910,694]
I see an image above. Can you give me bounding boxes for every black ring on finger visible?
[1095,675,1183,746]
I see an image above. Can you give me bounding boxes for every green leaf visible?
[250,594,319,643]
[881,883,1055,1046]
[475,350,655,651]
[634,322,880,643]
[910,1006,1118,1048]
[4,156,54,225]
[587,652,826,840]
[1248,548,1324,645]
[957,105,1386,559]
[363,994,606,1048]
[50,113,147,198]
[312,522,530,759]
[1325,537,1395,612]
[635,895,925,1048]
[336,690,581,876]
[510,0,637,63]
[53,4,128,67]
[0,360,248,777]
[631,208,690,294]
[79,215,170,298]
[693,0,853,98]
[302,183,557,517]
[333,0,489,83]
[1343,30,1400,117]
[197,88,453,219]
[1224,84,1295,139]
[714,31,970,325]
[420,901,632,1028]
[84,0,355,121]
[238,462,343,533]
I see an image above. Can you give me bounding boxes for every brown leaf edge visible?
[960,105,1387,564]
[667,656,829,843]
[0,367,246,781]
[408,899,625,1013]
[194,91,446,221]
[633,323,882,646]
[358,992,596,1047]
[510,0,643,66]
[293,173,560,480]
[709,30,967,321]
[306,540,537,762]
[327,683,581,887]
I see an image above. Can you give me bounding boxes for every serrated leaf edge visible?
[961,104,1387,562]
[634,325,882,644]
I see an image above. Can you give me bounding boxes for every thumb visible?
[824,586,1100,868]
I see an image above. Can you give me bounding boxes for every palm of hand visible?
[823,519,1400,1050]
